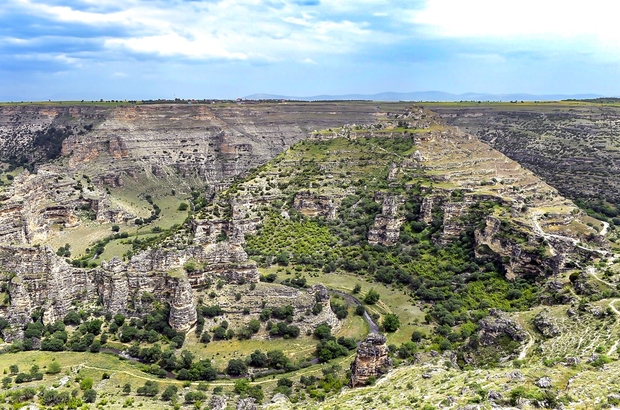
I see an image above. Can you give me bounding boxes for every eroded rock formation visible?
[477,309,527,346]
[350,333,393,387]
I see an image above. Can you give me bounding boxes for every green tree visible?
[47,361,62,374]
[160,385,178,401]
[226,359,247,376]
[364,288,380,305]
[83,388,97,403]
[80,377,93,391]
[382,314,401,332]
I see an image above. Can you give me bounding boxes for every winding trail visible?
[608,339,619,356]
[330,290,379,334]
[601,221,610,237]
[530,212,609,256]
[518,329,535,361]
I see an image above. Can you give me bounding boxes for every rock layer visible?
[350,333,393,387]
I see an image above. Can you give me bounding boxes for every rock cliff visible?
[350,333,393,387]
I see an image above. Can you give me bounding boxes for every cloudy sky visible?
[2,0,620,101]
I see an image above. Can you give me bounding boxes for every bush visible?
[355,305,365,316]
[247,350,268,368]
[226,359,248,376]
[83,388,97,403]
[411,330,424,342]
[330,301,348,319]
[47,361,62,374]
[314,323,332,340]
[382,314,401,332]
[160,385,178,401]
[185,391,207,403]
[42,389,70,406]
[364,288,380,305]
[137,381,159,396]
[80,377,93,391]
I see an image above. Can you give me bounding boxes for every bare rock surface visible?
[478,309,527,346]
[350,333,393,387]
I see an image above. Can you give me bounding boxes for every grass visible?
[39,174,191,260]
[263,268,427,346]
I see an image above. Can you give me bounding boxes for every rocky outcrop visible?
[236,398,257,410]
[367,194,405,246]
[0,246,96,341]
[293,191,338,219]
[477,309,527,346]
[209,395,227,410]
[0,167,130,245]
[350,333,393,387]
[168,278,198,332]
[533,309,561,338]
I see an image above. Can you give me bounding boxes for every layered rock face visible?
[432,104,620,210]
[0,245,95,341]
[477,309,528,346]
[350,333,393,387]
[0,167,129,244]
[367,193,405,246]
[0,103,382,184]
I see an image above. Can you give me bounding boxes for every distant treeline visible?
[564,97,620,103]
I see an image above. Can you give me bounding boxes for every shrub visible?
[47,361,62,374]
[226,359,247,376]
[160,385,178,401]
[137,381,159,396]
[83,388,97,403]
[364,288,380,305]
[185,391,207,403]
[80,377,93,391]
[382,314,401,332]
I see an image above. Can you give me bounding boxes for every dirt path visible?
[80,351,357,387]
[530,212,609,256]
[608,339,619,356]
[601,221,610,236]
[331,290,379,334]
[518,329,535,361]
[587,266,615,288]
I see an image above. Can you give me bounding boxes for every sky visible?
[2,0,620,101]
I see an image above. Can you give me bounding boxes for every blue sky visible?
[2,0,620,101]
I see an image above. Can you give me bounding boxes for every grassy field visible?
[39,174,191,260]
[262,267,427,346]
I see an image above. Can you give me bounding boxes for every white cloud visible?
[10,0,392,62]
[106,33,248,60]
[412,0,620,40]
[409,0,620,61]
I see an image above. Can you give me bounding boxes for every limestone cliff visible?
[0,167,129,245]
[350,333,393,387]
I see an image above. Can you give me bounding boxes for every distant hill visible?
[245,91,604,102]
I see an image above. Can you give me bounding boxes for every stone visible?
[477,309,527,346]
[487,390,503,401]
[565,357,580,366]
[533,309,561,337]
[270,393,289,404]
[535,377,552,388]
[507,370,524,381]
[350,333,393,387]
[236,398,257,410]
[209,395,227,410]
